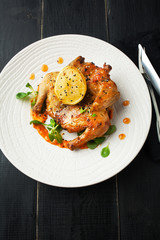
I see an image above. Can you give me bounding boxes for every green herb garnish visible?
[30,119,63,144]
[94,137,106,145]
[16,92,32,99]
[87,140,98,149]
[101,144,110,158]
[30,120,45,125]
[105,125,116,135]
[48,128,62,143]
[91,113,96,117]
[50,118,56,127]
[87,137,106,149]
[80,107,86,114]
[16,83,38,107]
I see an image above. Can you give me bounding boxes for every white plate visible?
[0,35,151,187]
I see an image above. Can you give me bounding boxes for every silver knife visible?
[138,44,160,95]
[138,44,160,142]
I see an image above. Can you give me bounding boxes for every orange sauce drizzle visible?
[30,109,87,149]
[29,73,35,80]
[123,117,131,124]
[119,134,126,140]
[123,100,130,106]
[41,64,48,72]
[57,57,64,64]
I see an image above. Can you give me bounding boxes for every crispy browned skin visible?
[69,56,120,110]
[33,57,120,150]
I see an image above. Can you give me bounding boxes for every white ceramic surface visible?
[0,35,151,187]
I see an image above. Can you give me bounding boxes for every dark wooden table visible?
[0,0,160,239]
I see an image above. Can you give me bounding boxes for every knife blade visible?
[138,44,160,95]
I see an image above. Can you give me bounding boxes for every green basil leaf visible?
[56,125,62,133]
[94,137,106,145]
[101,145,110,158]
[80,107,86,114]
[48,132,55,142]
[54,131,63,143]
[91,113,96,117]
[30,120,44,125]
[87,140,98,149]
[26,83,31,88]
[26,83,34,91]
[50,119,56,127]
[105,125,116,135]
[47,124,53,127]
[16,92,32,99]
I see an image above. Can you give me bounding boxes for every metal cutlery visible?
[138,44,160,142]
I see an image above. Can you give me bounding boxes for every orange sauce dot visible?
[57,57,63,64]
[41,64,48,72]
[119,134,126,140]
[29,73,35,80]
[123,100,130,106]
[123,117,131,124]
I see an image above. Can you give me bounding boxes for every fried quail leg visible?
[33,72,59,113]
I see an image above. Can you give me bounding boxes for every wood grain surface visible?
[0,0,160,239]
[0,0,41,239]
[106,0,160,239]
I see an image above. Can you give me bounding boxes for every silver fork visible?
[138,47,160,142]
